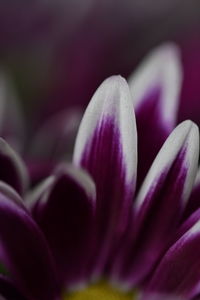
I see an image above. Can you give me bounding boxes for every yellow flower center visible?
[63,281,136,300]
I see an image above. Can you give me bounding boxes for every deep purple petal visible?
[129,44,182,188]
[32,164,96,288]
[174,208,200,244]
[73,76,137,275]
[178,38,200,127]
[0,275,27,300]
[110,121,199,287]
[146,217,200,299]
[183,169,200,220]
[0,138,28,195]
[0,187,59,300]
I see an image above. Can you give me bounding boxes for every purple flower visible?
[0,44,199,300]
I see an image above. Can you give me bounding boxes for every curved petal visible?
[111,120,199,287]
[0,72,24,152]
[147,217,200,299]
[174,208,200,244]
[183,168,200,220]
[0,186,59,300]
[32,164,96,288]
[0,138,28,195]
[129,43,182,187]
[73,76,137,275]
[29,108,82,161]
[178,38,200,127]
[26,175,55,211]
[27,109,82,185]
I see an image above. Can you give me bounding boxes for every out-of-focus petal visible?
[129,43,182,188]
[0,275,26,300]
[28,108,82,161]
[0,138,28,195]
[0,72,24,153]
[26,108,82,185]
[32,164,96,288]
[0,186,59,300]
[111,120,199,287]
[140,292,185,300]
[178,38,200,127]
[73,76,137,275]
[146,217,200,299]
[26,175,55,211]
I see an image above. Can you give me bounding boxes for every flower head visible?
[0,44,199,300]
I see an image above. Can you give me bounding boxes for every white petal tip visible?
[129,42,182,129]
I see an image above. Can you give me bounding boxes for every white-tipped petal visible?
[0,138,29,194]
[73,76,137,274]
[128,43,183,186]
[32,163,96,287]
[74,75,137,185]
[0,72,24,152]
[136,120,199,210]
[114,121,199,287]
[129,43,182,129]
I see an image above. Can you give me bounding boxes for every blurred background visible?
[1,0,200,149]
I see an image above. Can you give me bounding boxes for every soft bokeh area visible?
[1,0,200,125]
[1,3,200,300]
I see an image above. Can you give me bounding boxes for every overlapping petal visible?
[146,216,200,299]
[32,164,96,288]
[73,75,137,274]
[27,108,82,184]
[0,73,24,152]
[129,44,182,187]
[110,120,199,287]
[29,108,82,161]
[0,138,28,195]
[0,184,59,300]
[183,169,200,220]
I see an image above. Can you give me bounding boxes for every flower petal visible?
[147,217,200,299]
[0,187,59,300]
[0,72,24,152]
[32,164,96,288]
[140,292,185,300]
[183,168,200,220]
[111,120,199,287]
[129,43,182,187]
[73,76,137,274]
[28,108,82,164]
[0,138,28,195]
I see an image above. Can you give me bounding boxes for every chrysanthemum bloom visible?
[0,44,200,300]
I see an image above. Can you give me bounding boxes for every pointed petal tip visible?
[175,120,199,159]
[136,120,199,211]
[0,137,29,194]
[153,42,181,59]
[103,74,126,83]
[129,42,182,130]
[73,75,137,185]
